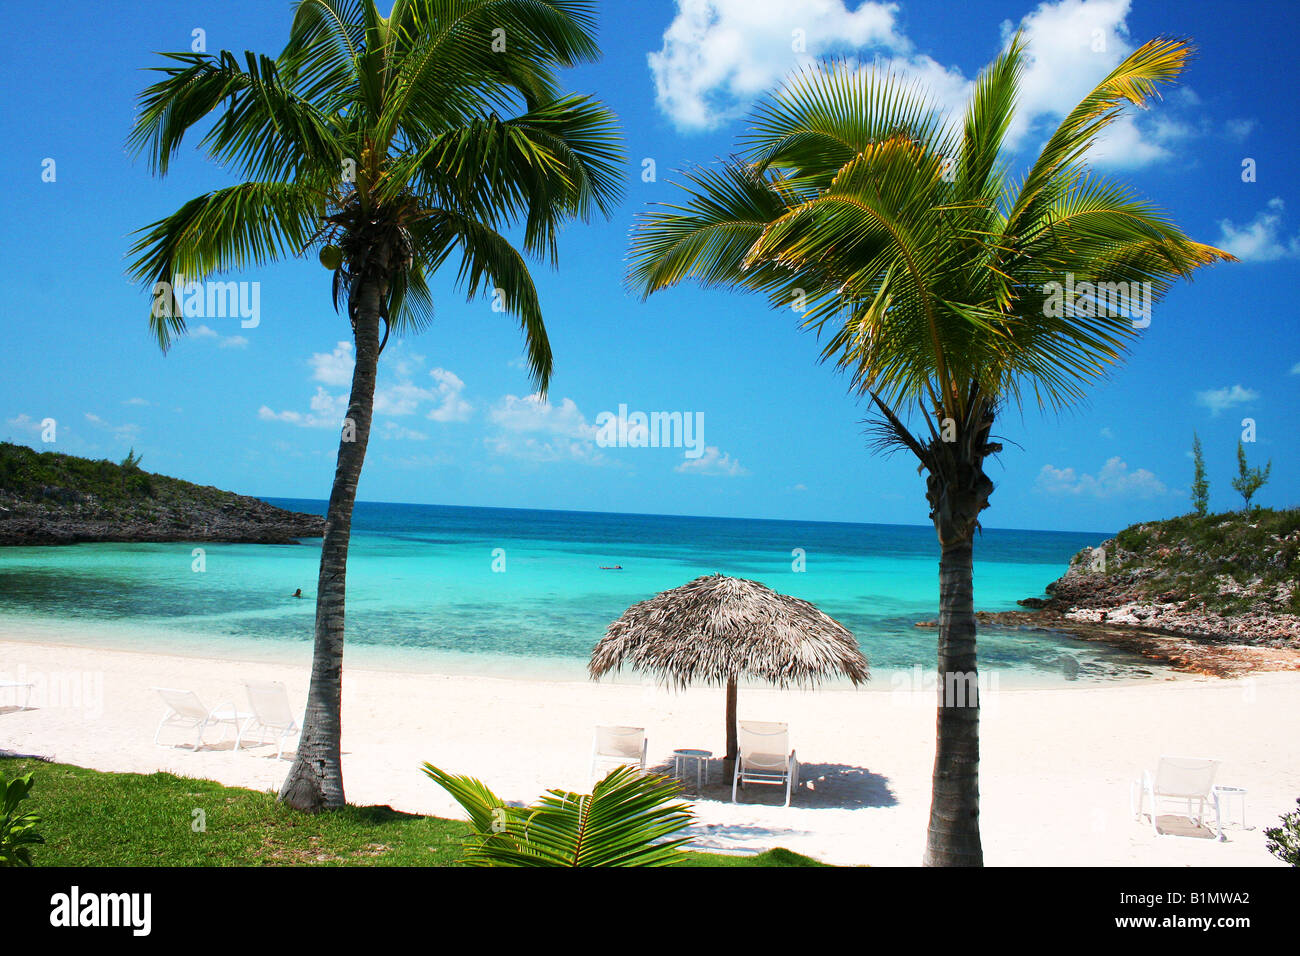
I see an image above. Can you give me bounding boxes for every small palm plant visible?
[422,764,693,866]
[0,772,46,867]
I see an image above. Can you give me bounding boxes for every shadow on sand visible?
[647,758,898,810]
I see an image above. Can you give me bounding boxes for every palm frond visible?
[126,182,323,349]
[410,209,552,391]
[422,764,694,867]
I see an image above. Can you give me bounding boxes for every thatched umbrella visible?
[590,573,868,771]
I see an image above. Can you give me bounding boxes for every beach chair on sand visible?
[590,725,647,781]
[236,680,301,759]
[1131,755,1222,839]
[732,721,799,807]
[152,687,249,751]
[0,680,34,711]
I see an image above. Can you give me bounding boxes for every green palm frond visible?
[127,182,324,349]
[1002,37,1194,245]
[128,0,623,367]
[422,764,694,867]
[409,209,552,389]
[627,34,1232,449]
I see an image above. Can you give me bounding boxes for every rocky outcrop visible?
[935,509,1300,677]
[0,495,324,545]
[0,443,323,545]
[1041,537,1300,647]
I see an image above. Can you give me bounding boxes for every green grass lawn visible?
[1,757,825,867]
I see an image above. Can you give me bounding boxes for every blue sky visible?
[1,0,1296,533]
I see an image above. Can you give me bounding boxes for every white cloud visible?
[1225,118,1256,141]
[426,368,473,423]
[123,397,150,407]
[484,433,606,464]
[485,394,605,463]
[258,387,348,429]
[651,0,1192,169]
[1216,198,1300,262]
[188,324,248,349]
[380,422,429,441]
[374,382,433,417]
[310,342,355,386]
[5,414,45,436]
[1194,384,1259,415]
[83,412,141,443]
[675,445,748,476]
[1034,456,1167,498]
[489,394,596,438]
[1290,362,1300,375]
[1001,0,1132,142]
[266,343,473,431]
[649,0,906,130]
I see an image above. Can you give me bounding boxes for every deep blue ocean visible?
[0,500,1164,684]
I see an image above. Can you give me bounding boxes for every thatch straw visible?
[590,573,869,689]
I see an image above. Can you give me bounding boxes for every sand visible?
[1,633,1296,866]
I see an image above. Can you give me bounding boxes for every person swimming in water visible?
[598,565,623,570]
[292,588,303,598]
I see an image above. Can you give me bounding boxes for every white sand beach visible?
[1,633,1296,866]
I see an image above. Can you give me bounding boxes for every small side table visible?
[1213,785,1247,841]
[672,749,712,791]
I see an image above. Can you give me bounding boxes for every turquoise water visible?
[0,500,1165,685]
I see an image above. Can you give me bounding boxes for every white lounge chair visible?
[235,680,300,759]
[1131,755,1222,839]
[590,725,647,781]
[0,680,34,711]
[152,687,248,751]
[732,720,799,807]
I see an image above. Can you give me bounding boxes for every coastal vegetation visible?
[127,0,624,811]
[1232,441,1272,509]
[0,757,818,867]
[0,441,322,545]
[627,36,1231,865]
[1071,507,1300,619]
[1190,433,1209,517]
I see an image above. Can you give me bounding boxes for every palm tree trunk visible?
[279,258,386,812]
[923,531,983,865]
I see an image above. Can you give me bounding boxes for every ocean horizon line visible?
[260,495,1117,540]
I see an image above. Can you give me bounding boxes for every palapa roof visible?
[590,573,869,689]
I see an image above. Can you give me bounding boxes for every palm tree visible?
[627,36,1232,865]
[128,0,623,811]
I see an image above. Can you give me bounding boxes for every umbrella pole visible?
[724,677,738,780]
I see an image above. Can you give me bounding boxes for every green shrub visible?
[0,771,46,866]
[1264,798,1300,866]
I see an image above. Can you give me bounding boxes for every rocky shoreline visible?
[0,493,324,546]
[917,526,1300,678]
[0,442,325,546]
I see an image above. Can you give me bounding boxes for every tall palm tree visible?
[627,36,1232,865]
[128,0,623,811]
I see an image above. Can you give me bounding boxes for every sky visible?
[1,0,1296,534]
